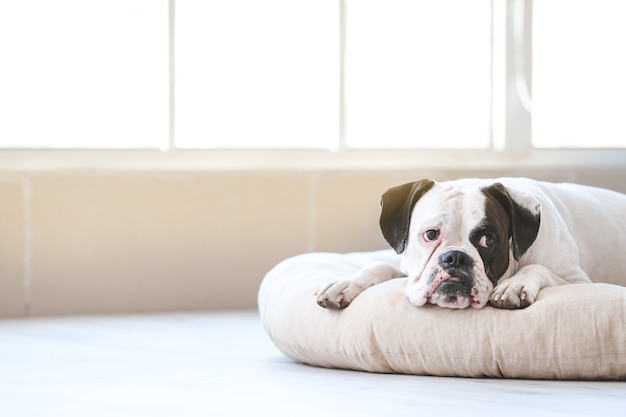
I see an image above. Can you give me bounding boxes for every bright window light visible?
[2,1,624,153]
[532,0,626,148]
[343,0,492,149]
[175,0,339,149]
[0,0,169,149]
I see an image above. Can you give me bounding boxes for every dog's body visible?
[316,178,626,310]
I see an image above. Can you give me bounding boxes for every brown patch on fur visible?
[473,192,512,284]
[482,183,540,260]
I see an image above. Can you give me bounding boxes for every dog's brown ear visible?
[482,182,541,261]
[380,179,435,254]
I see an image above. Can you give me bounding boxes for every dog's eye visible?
[424,229,440,241]
[478,234,495,248]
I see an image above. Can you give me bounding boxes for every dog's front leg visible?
[489,264,576,309]
[316,262,405,309]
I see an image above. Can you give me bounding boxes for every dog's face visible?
[380,179,541,309]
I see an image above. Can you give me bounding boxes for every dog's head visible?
[380,179,541,309]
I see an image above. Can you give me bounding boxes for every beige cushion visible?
[258,250,626,380]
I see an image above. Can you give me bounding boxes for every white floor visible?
[0,312,625,417]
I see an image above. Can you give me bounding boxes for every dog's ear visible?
[482,182,541,261]
[380,179,435,254]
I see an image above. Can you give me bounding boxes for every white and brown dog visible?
[317,178,626,310]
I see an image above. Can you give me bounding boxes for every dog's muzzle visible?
[405,248,487,309]
[432,250,475,304]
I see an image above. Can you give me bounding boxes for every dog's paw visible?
[489,279,537,309]
[316,280,365,310]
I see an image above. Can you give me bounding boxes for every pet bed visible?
[258,250,626,380]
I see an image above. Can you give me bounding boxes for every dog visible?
[316,177,626,310]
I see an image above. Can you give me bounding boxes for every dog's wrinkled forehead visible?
[409,183,485,232]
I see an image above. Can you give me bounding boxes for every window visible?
[0,0,169,149]
[0,0,624,152]
[532,0,626,148]
[343,0,491,149]
[175,0,338,149]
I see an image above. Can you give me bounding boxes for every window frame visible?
[0,0,624,170]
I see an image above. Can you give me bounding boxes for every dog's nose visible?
[440,250,473,268]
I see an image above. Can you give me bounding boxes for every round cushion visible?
[258,250,626,380]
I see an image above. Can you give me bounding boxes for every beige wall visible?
[1,167,625,317]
